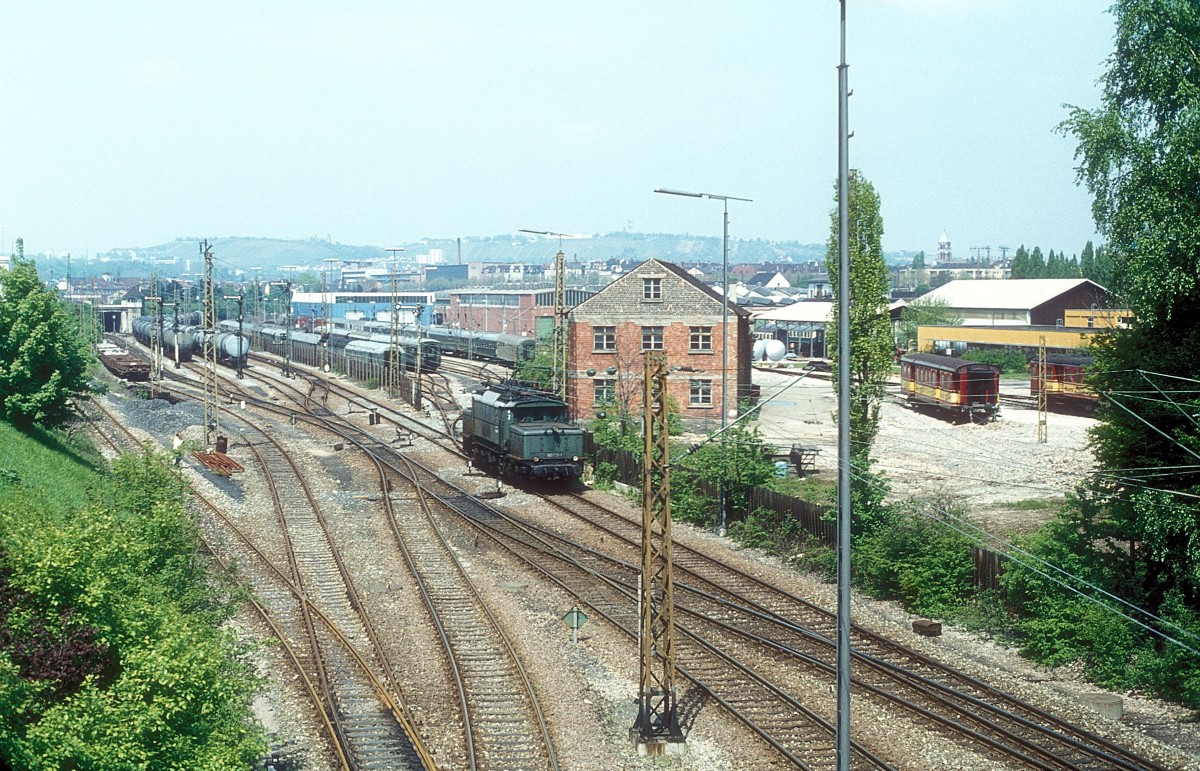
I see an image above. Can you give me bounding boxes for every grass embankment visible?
[0,421,267,769]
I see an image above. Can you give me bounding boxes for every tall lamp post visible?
[654,187,751,535]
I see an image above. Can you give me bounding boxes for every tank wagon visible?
[461,383,584,481]
[132,315,194,363]
[1029,353,1097,411]
[900,353,1000,422]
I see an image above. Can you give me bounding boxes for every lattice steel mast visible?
[553,246,568,401]
[389,257,402,398]
[632,352,684,751]
[201,240,220,447]
[146,271,163,391]
[1037,335,1048,443]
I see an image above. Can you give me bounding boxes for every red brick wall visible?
[569,319,740,422]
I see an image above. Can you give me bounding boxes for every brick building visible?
[568,258,751,422]
[446,287,595,337]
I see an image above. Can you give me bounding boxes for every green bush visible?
[0,444,266,767]
[729,507,810,554]
[852,500,977,617]
[668,471,714,527]
[963,347,1029,374]
[594,461,618,485]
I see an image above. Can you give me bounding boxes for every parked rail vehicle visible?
[131,315,194,363]
[900,353,1000,422]
[1029,353,1097,410]
[228,321,441,374]
[461,383,584,481]
[325,328,441,372]
[96,343,151,381]
[421,325,537,367]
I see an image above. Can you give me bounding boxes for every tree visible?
[513,335,555,390]
[1010,245,1031,278]
[911,250,926,269]
[1061,0,1200,610]
[897,297,963,351]
[826,171,893,533]
[1029,246,1047,278]
[0,259,91,429]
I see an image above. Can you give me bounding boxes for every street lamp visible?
[655,187,751,535]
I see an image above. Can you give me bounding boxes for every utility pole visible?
[147,285,163,390]
[553,246,568,401]
[168,300,180,369]
[250,267,262,350]
[632,351,684,753]
[518,229,571,397]
[835,2,853,768]
[201,240,221,448]
[319,270,330,373]
[271,281,293,377]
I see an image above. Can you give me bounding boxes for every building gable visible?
[572,258,726,322]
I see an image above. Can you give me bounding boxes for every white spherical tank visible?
[752,339,767,361]
[764,339,787,361]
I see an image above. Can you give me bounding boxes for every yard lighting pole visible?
[654,187,751,536]
[835,1,853,768]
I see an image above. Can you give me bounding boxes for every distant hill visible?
[34,233,917,280]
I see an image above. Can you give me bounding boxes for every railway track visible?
[163,358,561,771]
[207,352,1170,768]
[537,493,1162,770]
[84,396,430,769]
[245,435,426,770]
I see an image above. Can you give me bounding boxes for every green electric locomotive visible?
[461,383,584,481]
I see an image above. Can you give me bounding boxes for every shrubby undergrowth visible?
[0,434,266,769]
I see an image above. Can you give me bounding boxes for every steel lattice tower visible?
[388,261,402,398]
[633,352,683,749]
[553,247,568,401]
[201,240,220,447]
[1037,336,1048,443]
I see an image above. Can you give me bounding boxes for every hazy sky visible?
[2,1,1115,260]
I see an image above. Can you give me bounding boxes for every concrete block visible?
[1081,692,1123,720]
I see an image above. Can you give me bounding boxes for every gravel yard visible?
[753,368,1096,533]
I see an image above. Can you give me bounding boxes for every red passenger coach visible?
[900,353,1000,422]
[1029,353,1097,410]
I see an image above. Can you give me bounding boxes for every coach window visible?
[689,379,712,406]
[594,325,616,352]
[643,277,662,301]
[642,326,664,351]
[689,326,713,352]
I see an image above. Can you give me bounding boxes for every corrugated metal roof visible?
[920,279,1103,310]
